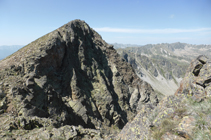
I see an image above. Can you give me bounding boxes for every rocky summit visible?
[0,20,158,139]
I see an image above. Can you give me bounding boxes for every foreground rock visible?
[0,19,158,139]
[175,55,211,101]
[116,55,211,140]
[0,114,102,139]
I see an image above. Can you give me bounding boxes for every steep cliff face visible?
[0,20,158,139]
[116,55,211,140]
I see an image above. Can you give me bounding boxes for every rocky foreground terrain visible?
[116,55,211,139]
[0,20,158,139]
[116,43,211,96]
[0,19,210,140]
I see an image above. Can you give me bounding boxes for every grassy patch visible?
[174,107,187,117]
[187,97,211,115]
[5,131,13,137]
[193,129,211,140]
[186,97,211,139]
[151,118,176,140]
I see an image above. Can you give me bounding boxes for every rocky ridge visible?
[0,20,158,139]
[116,55,211,140]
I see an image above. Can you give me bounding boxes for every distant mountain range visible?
[112,43,142,49]
[116,42,211,96]
[0,45,24,60]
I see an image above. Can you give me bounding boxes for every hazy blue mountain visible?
[0,45,24,60]
[112,43,143,49]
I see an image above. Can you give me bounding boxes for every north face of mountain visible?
[116,42,211,96]
[0,20,158,139]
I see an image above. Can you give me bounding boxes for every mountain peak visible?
[0,19,106,70]
[0,19,158,139]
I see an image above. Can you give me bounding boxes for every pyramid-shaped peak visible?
[0,19,158,139]
[0,19,103,70]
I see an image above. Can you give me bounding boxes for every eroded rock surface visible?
[0,19,158,139]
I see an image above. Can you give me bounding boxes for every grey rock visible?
[0,19,158,138]
[26,78,35,87]
[0,89,5,98]
[34,76,47,88]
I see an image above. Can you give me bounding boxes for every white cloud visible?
[94,27,211,34]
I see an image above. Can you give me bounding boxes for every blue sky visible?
[0,0,211,46]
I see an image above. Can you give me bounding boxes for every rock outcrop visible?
[0,19,158,139]
[116,55,211,140]
[175,55,211,101]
